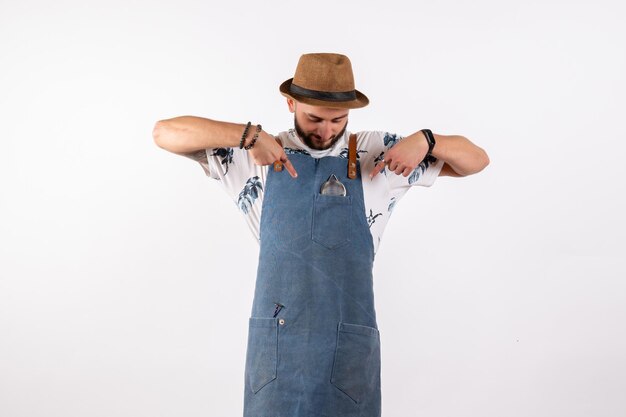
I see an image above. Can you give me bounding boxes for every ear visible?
[287,98,296,113]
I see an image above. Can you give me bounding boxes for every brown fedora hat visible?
[279,53,369,109]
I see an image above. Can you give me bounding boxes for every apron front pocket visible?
[330,322,381,403]
[311,194,353,249]
[245,317,278,394]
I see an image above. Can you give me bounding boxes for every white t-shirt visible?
[187,129,444,255]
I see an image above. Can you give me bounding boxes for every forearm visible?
[152,116,248,153]
[428,133,489,176]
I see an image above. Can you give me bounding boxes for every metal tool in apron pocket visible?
[320,174,347,196]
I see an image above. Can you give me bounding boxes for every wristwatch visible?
[420,129,437,162]
[420,129,436,162]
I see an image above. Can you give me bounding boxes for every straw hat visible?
[279,53,369,109]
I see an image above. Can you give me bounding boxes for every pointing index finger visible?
[370,161,386,179]
[282,157,298,178]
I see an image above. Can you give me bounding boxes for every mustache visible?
[310,133,328,140]
[293,115,348,150]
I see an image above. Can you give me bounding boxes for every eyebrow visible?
[306,112,349,122]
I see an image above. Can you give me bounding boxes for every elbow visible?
[455,141,490,176]
[152,120,167,149]
[462,136,489,174]
[152,118,195,154]
[464,148,489,176]
[477,147,490,172]
[153,120,180,152]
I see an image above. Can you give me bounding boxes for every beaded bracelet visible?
[239,121,252,149]
[244,124,262,150]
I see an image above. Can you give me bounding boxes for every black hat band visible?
[289,83,357,102]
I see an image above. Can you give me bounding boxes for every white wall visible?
[1,0,624,416]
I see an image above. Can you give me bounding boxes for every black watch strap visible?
[420,128,436,156]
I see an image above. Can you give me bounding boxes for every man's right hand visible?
[248,131,298,178]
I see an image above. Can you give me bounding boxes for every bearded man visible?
[153,52,489,417]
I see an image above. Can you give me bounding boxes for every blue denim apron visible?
[243,153,381,417]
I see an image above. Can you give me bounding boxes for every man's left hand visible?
[370,131,429,179]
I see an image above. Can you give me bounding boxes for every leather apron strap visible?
[348,133,357,179]
[274,134,357,177]
[273,137,284,171]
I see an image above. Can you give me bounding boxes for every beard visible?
[294,116,348,150]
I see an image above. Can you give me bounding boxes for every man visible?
[153,53,489,417]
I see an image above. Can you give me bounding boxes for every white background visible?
[1,0,625,416]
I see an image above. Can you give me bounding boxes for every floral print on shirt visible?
[189,130,444,254]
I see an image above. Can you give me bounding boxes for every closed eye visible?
[305,113,348,123]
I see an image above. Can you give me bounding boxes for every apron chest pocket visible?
[311,194,352,249]
[330,322,381,403]
[245,317,278,394]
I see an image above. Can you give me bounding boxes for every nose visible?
[319,122,334,141]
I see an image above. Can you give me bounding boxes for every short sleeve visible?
[189,147,251,181]
[183,146,266,242]
[407,155,445,187]
[182,149,219,179]
[381,133,445,191]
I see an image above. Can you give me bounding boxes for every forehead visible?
[295,101,349,119]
